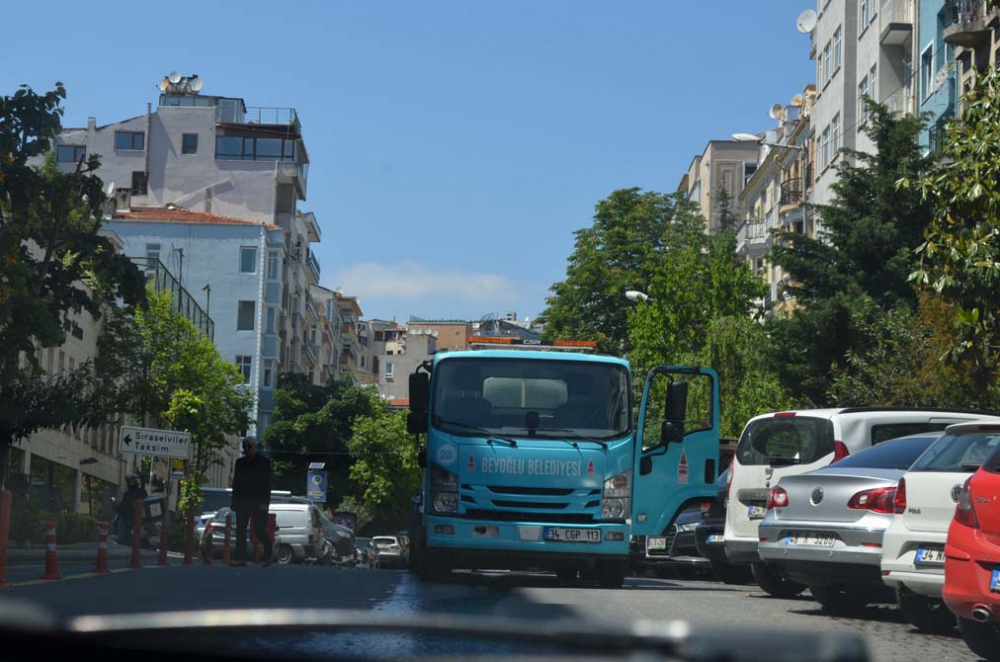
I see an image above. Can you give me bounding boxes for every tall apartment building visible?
[936,1,1000,129]
[310,285,345,385]
[917,0,958,150]
[677,141,760,234]
[55,74,322,437]
[337,294,370,384]
[363,321,437,400]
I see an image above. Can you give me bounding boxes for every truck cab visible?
[407,339,721,587]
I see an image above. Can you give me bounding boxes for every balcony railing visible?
[780,179,803,207]
[880,0,914,45]
[307,249,321,282]
[129,257,214,340]
[942,0,993,47]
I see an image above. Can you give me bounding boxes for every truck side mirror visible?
[660,421,684,444]
[407,411,427,435]
[664,380,688,440]
[410,372,429,413]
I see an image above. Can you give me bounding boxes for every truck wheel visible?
[897,590,955,634]
[597,560,626,588]
[751,562,805,598]
[958,618,1000,662]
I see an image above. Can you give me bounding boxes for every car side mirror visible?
[410,372,429,413]
[660,420,684,445]
[407,411,427,435]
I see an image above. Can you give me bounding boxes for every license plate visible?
[915,546,946,565]
[991,569,1000,593]
[748,505,767,520]
[646,536,667,551]
[707,534,725,544]
[544,527,601,544]
[784,532,837,547]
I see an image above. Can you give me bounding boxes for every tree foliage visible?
[348,407,420,528]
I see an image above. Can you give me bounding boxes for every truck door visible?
[632,366,720,537]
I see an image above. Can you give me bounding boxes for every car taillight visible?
[847,486,897,514]
[767,486,789,510]
[893,478,907,514]
[832,441,850,462]
[954,477,980,529]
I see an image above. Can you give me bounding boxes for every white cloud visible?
[327,261,514,303]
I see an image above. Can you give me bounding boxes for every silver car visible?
[757,433,941,613]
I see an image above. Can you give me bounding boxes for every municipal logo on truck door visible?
[678,450,689,484]
[467,454,475,472]
[587,459,595,477]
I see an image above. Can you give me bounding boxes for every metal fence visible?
[129,257,215,340]
[242,107,300,128]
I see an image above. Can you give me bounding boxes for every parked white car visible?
[881,421,1000,632]
[724,408,993,597]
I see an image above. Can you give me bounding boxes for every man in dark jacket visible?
[230,436,273,566]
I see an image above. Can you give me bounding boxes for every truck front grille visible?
[464,509,596,524]
[491,500,569,510]
[488,486,575,496]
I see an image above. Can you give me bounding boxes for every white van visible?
[724,408,992,597]
[270,502,326,564]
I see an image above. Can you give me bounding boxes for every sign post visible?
[307,461,327,503]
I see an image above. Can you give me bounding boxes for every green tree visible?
[767,102,935,404]
[538,188,707,354]
[263,375,379,504]
[0,84,145,488]
[348,406,420,529]
[908,68,1000,405]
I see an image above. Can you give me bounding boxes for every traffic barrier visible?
[128,499,142,569]
[183,507,194,565]
[92,521,110,574]
[202,523,213,565]
[0,490,12,587]
[222,513,232,565]
[40,522,61,580]
[157,524,170,566]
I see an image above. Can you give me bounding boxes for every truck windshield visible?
[431,357,631,440]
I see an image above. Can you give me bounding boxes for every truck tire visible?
[751,562,805,598]
[597,560,626,588]
[897,590,954,634]
[957,618,1000,662]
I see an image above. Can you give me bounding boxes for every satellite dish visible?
[159,78,169,92]
[189,76,203,92]
[732,133,761,143]
[167,71,182,84]
[106,182,115,196]
[791,94,804,106]
[796,9,818,34]
[769,103,785,120]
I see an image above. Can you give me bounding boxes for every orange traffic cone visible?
[40,521,61,580]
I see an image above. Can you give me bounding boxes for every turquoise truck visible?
[406,337,720,586]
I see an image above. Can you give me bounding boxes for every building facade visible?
[677,141,759,234]
[917,0,958,150]
[407,318,474,352]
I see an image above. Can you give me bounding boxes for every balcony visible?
[736,220,769,255]
[303,341,318,365]
[214,134,309,199]
[779,179,803,210]
[302,211,321,242]
[880,0,913,46]
[129,257,214,340]
[942,0,994,47]
[306,248,321,283]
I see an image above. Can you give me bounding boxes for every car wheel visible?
[957,618,1000,662]
[751,563,805,598]
[897,590,954,634]
[275,545,294,565]
[597,560,626,589]
[810,586,869,615]
[710,561,753,585]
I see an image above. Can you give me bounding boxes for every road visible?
[0,565,982,661]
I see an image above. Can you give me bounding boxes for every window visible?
[823,42,832,84]
[817,50,825,88]
[736,416,836,466]
[870,63,878,101]
[910,432,1000,473]
[56,145,85,163]
[833,27,842,70]
[114,131,145,151]
[921,45,934,100]
[235,356,252,383]
[131,171,148,196]
[267,251,279,280]
[361,356,365,368]
[860,0,871,28]
[832,114,841,156]
[240,246,257,273]
[859,76,870,122]
[266,308,275,333]
[385,362,394,378]
[821,126,831,169]
[834,435,940,470]
[871,423,947,446]
[181,133,199,154]
[237,301,256,331]
[743,162,758,185]
[263,360,274,388]
[215,136,297,162]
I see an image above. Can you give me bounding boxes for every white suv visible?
[881,421,1000,632]
[724,408,988,597]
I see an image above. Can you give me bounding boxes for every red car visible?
[942,441,1000,661]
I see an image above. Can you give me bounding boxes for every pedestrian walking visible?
[230,436,273,567]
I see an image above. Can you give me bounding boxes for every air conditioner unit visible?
[115,188,132,211]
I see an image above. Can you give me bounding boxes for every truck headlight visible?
[602,469,631,520]
[431,463,458,491]
[432,492,458,513]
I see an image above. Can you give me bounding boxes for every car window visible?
[832,435,939,470]
[985,445,1000,474]
[870,422,947,445]
[909,433,1000,472]
[275,510,308,527]
[373,537,396,547]
[199,490,230,513]
[735,416,834,466]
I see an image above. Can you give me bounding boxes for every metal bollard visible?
[128,499,142,569]
[40,522,62,580]
[157,525,171,566]
[222,513,232,566]
[92,522,110,574]
[183,508,194,565]
[0,490,12,587]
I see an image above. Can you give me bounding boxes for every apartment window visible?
[240,246,257,273]
[267,251,280,280]
[235,356,252,383]
[832,114,841,156]
[181,133,199,154]
[263,359,275,388]
[237,301,256,331]
[56,145,86,163]
[870,63,878,100]
[385,362,394,379]
[860,0,871,28]
[821,126,831,169]
[131,171,148,196]
[266,307,276,333]
[114,131,145,151]
[921,45,934,100]
[823,42,832,84]
[833,29,842,72]
[817,50,825,88]
[215,136,296,162]
[859,76,870,122]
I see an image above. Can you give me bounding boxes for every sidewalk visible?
[4,540,161,567]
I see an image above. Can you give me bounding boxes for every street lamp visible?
[731,133,806,151]
[625,290,651,303]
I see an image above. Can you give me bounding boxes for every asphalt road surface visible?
[0,564,983,661]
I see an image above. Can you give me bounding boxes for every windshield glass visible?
[373,538,396,547]
[735,416,835,466]
[909,432,1000,472]
[831,435,940,470]
[431,358,631,440]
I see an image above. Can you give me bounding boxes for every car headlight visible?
[432,492,458,513]
[602,469,631,520]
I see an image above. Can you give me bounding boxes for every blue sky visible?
[4,1,813,323]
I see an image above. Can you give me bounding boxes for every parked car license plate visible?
[646,536,667,551]
[990,568,999,593]
[707,534,725,544]
[784,532,837,547]
[748,505,767,520]
[915,546,946,565]
[544,527,601,544]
